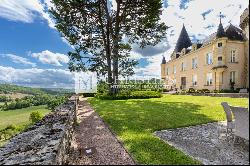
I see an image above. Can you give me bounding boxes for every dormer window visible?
[218,42,223,47]
[192,44,197,51]
[181,48,186,55]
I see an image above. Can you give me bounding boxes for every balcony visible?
[212,60,228,70]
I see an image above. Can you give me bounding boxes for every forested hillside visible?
[0,84,73,95]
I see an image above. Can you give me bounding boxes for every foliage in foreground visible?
[88,95,248,164]
[47,95,68,110]
[0,106,50,147]
[177,88,248,94]
[0,96,11,102]
[29,111,43,123]
[0,124,29,147]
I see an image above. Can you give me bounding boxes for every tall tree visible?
[50,0,167,84]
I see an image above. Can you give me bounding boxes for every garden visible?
[88,94,248,164]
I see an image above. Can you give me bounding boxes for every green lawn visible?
[0,105,51,130]
[88,94,248,165]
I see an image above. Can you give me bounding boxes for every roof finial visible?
[161,55,166,64]
[216,12,226,38]
[219,12,222,24]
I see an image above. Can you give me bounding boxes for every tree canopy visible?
[50,0,167,84]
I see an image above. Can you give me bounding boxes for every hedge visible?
[96,91,162,100]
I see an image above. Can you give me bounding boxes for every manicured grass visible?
[88,94,248,165]
[0,105,50,130]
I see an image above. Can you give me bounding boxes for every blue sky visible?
[0,0,248,88]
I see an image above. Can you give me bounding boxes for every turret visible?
[216,12,226,38]
[174,24,192,53]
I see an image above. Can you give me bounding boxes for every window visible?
[166,68,169,75]
[221,72,223,84]
[206,53,213,65]
[192,75,197,86]
[206,73,213,85]
[218,57,222,61]
[218,42,223,47]
[173,65,176,74]
[231,50,236,62]
[172,79,176,87]
[230,71,237,83]
[192,58,198,69]
[181,62,186,71]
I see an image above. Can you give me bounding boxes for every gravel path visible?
[68,97,135,165]
[154,122,249,165]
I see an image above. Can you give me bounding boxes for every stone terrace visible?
[154,122,249,165]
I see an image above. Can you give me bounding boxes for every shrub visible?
[219,89,239,93]
[0,124,25,142]
[96,91,162,100]
[5,124,17,130]
[0,96,11,102]
[47,96,66,110]
[213,90,220,93]
[187,88,196,93]
[201,89,210,93]
[97,81,109,93]
[29,111,43,123]
[196,89,203,93]
[163,89,170,92]
[82,93,96,97]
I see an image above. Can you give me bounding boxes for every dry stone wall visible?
[0,95,78,165]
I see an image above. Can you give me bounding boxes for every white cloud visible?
[0,0,55,28]
[0,66,74,89]
[132,0,248,77]
[31,50,69,66]
[2,54,36,67]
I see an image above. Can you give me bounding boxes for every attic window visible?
[218,42,223,47]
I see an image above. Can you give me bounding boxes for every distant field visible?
[0,93,31,99]
[0,105,51,130]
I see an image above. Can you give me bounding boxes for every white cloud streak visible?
[2,54,36,67]
[0,66,74,89]
[134,0,248,77]
[0,0,55,28]
[31,50,69,66]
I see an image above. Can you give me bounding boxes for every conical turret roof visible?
[216,13,226,38]
[174,24,192,53]
[161,56,166,64]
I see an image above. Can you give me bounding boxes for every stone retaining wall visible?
[0,95,78,165]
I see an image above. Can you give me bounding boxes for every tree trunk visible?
[112,1,121,93]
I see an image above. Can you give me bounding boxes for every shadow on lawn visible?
[90,98,218,135]
[89,98,211,164]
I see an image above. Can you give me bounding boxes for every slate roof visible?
[174,25,192,53]
[202,24,245,46]
[161,56,166,64]
[216,21,226,38]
